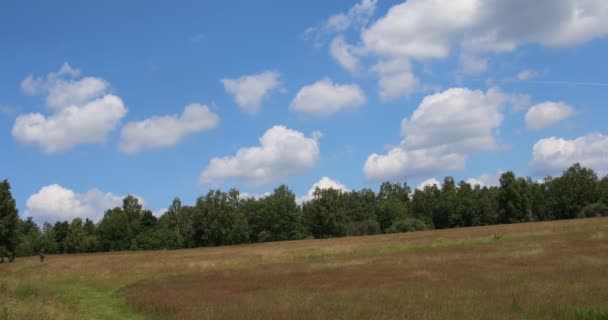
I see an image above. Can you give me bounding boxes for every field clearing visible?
[1,217,608,319]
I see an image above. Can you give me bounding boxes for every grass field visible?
[1,217,607,320]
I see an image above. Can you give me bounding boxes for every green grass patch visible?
[13,283,38,300]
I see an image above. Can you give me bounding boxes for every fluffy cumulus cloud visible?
[372,59,419,100]
[25,184,145,223]
[364,87,522,182]
[323,0,608,99]
[297,177,349,204]
[290,78,366,117]
[119,103,219,153]
[525,101,575,130]
[221,71,281,114]
[13,63,126,153]
[401,87,506,150]
[361,0,608,57]
[531,133,608,176]
[200,125,322,186]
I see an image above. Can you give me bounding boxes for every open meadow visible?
[1,217,607,320]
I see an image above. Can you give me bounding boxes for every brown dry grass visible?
[1,217,608,319]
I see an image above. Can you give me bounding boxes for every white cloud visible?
[517,69,539,81]
[402,87,507,151]
[304,0,378,44]
[46,77,109,111]
[364,87,522,182]
[153,208,168,218]
[531,133,608,176]
[221,71,281,114]
[361,0,608,58]
[371,59,419,100]
[290,78,366,117]
[459,53,488,74]
[416,178,441,190]
[119,103,219,153]
[330,35,361,73]
[525,101,575,130]
[200,125,321,186]
[465,172,499,187]
[25,184,145,223]
[364,145,466,182]
[239,192,272,200]
[13,63,127,153]
[297,177,350,204]
[322,0,608,98]
[362,0,475,59]
[13,95,126,154]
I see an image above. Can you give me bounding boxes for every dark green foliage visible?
[303,188,348,238]
[193,189,249,246]
[376,197,408,232]
[545,164,600,220]
[600,176,608,205]
[579,202,608,218]
[498,172,532,223]
[5,163,608,256]
[347,219,381,236]
[0,180,19,262]
[15,217,41,256]
[250,185,306,241]
[97,208,131,251]
[386,218,428,234]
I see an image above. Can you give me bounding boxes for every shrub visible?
[386,218,428,234]
[347,220,381,236]
[579,202,608,218]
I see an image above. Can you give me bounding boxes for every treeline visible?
[1,163,608,259]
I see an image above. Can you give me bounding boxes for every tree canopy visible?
[3,163,608,259]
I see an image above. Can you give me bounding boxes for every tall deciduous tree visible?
[0,180,19,262]
[498,172,532,223]
[545,163,600,219]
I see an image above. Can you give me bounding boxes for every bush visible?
[386,218,428,234]
[347,220,381,236]
[579,202,608,218]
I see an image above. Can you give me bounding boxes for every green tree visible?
[39,222,59,254]
[64,218,86,254]
[344,189,380,236]
[53,221,70,254]
[0,180,19,262]
[376,196,408,232]
[266,185,306,240]
[411,185,440,228]
[600,176,608,205]
[545,164,599,219]
[303,188,348,238]
[497,172,532,223]
[166,197,183,246]
[16,217,41,257]
[193,190,249,246]
[455,181,480,227]
[97,207,131,251]
[433,177,458,229]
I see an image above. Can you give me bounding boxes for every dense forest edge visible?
[1,163,608,260]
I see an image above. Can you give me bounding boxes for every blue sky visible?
[1,0,608,223]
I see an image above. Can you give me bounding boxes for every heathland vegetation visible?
[1,163,608,259]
